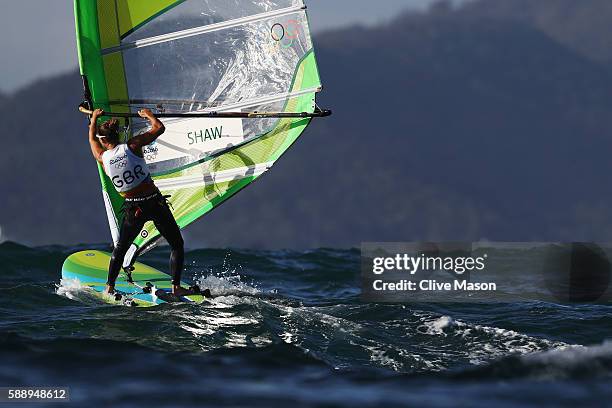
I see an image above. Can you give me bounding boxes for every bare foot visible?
[172,285,193,297]
[104,285,115,295]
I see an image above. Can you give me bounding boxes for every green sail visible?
[74,0,323,261]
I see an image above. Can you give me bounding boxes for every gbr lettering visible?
[112,165,148,189]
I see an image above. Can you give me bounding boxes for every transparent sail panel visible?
[115,8,317,177]
[122,0,304,42]
[119,11,312,108]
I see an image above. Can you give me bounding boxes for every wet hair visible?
[98,119,120,143]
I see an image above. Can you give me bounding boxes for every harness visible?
[124,192,160,203]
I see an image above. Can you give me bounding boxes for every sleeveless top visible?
[101,144,152,194]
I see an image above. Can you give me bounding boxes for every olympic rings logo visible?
[269,19,302,49]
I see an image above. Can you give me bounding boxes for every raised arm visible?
[88,108,105,164]
[128,109,165,151]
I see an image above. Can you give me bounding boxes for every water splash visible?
[55,278,115,306]
[55,278,91,301]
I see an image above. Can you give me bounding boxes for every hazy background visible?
[2,0,612,248]
[0,0,468,93]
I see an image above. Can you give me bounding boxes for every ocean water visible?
[0,241,610,407]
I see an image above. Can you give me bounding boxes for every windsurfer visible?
[87,108,194,297]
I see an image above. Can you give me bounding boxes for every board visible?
[61,251,208,307]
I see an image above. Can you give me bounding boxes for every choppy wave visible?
[0,242,611,407]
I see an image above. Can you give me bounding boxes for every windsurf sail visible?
[74,0,329,264]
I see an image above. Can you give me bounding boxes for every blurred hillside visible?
[2,0,612,248]
[461,0,612,64]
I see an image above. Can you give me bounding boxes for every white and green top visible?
[101,144,151,193]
